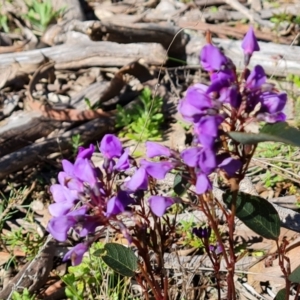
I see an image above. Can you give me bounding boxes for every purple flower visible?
[257,112,286,123]
[194,115,223,148]
[148,196,174,217]
[125,167,148,191]
[209,243,223,255]
[192,226,211,239]
[63,243,89,266]
[146,142,171,158]
[195,173,212,194]
[58,160,84,192]
[246,65,266,90]
[49,185,78,217]
[47,206,87,242]
[219,85,241,108]
[74,158,97,187]
[114,148,130,171]
[50,184,78,204]
[198,148,217,175]
[100,134,123,159]
[178,84,212,122]
[200,45,229,72]
[217,155,242,177]
[260,92,287,114]
[256,92,287,123]
[106,191,134,217]
[77,144,95,159]
[181,147,201,167]
[242,26,260,55]
[140,160,174,180]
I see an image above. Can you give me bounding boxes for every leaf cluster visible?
[23,0,65,33]
[63,242,136,300]
[116,87,164,141]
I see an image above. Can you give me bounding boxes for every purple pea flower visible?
[209,243,223,255]
[125,167,148,192]
[100,134,123,159]
[178,84,212,123]
[148,196,175,217]
[114,148,130,171]
[63,243,89,266]
[74,158,97,187]
[58,160,83,192]
[49,185,78,217]
[77,144,95,159]
[140,159,174,180]
[196,173,212,194]
[242,26,260,65]
[192,226,211,239]
[200,44,229,72]
[47,206,87,242]
[194,115,223,148]
[217,154,242,177]
[106,191,134,217]
[246,65,266,90]
[257,92,287,123]
[198,148,217,175]
[146,142,171,158]
[181,147,201,167]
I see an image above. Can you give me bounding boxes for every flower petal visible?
[148,196,174,217]
[100,134,123,158]
[146,142,171,158]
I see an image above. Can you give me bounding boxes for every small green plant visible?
[287,74,300,89]
[23,0,65,34]
[0,14,9,33]
[71,134,83,156]
[62,242,136,300]
[177,218,217,249]
[12,288,36,300]
[116,87,164,141]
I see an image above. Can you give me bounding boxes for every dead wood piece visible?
[179,20,288,44]
[260,3,300,19]
[186,36,300,77]
[0,40,167,83]
[0,241,55,299]
[0,112,63,157]
[94,21,189,55]
[26,61,116,122]
[0,116,115,179]
[51,0,85,22]
[42,19,188,55]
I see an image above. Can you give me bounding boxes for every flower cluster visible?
[47,26,288,267]
[47,135,181,265]
[176,26,287,193]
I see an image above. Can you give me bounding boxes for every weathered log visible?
[0,40,167,83]
[0,116,115,180]
[186,36,300,77]
[42,19,188,55]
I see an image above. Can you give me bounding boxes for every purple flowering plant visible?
[47,27,300,300]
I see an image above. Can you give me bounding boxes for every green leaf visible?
[274,288,287,300]
[95,243,138,277]
[289,264,300,283]
[173,173,190,196]
[223,191,280,240]
[228,122,300,146]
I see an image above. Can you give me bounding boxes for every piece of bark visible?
[0,116,115,179]
[42,19,188,55]
[51,0,85,22]
[0,40,167,83]
[186,35,300,77]
[0,241,55,299]
[179,20,289,44]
